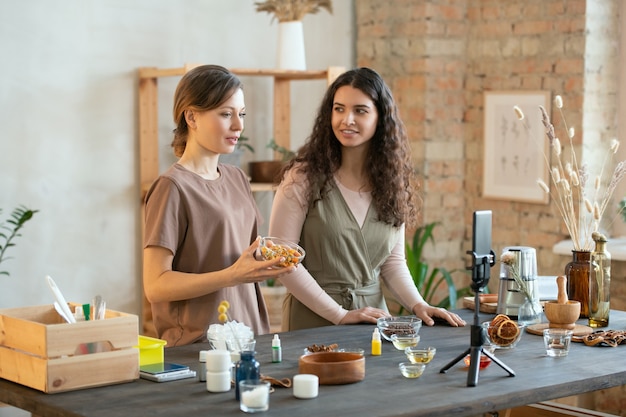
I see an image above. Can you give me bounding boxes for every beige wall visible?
[0,1,355,314]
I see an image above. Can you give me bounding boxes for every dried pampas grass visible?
[515,96,626,251]
[254,0,333,23]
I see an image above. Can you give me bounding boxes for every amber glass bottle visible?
[564,250,591,318]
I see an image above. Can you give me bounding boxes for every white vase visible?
[276,21,306,70]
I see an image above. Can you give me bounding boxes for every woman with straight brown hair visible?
[143,65,291,346]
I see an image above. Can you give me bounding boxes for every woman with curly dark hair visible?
[269,67,466,331]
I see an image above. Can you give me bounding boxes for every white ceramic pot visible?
[277,21,306,70]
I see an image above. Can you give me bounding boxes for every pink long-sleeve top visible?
[268,168,426,324]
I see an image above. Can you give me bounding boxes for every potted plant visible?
[395,222,471,314]
[0,205,38,276]
[254,0,333,70]
[249,139,295,184]
[254,0,332,22]
[267,139,296,162]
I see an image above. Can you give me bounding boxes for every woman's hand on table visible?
[338,306,390,325]
[413,303,466,327]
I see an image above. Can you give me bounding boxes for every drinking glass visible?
[239,380,270,413]
[543,328,573,357]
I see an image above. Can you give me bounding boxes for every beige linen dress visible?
[283,182,401,330]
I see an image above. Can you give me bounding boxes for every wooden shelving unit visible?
[138,64,345,199]
[137,64,344,335]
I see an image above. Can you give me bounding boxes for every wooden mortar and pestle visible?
[544,275,581,329]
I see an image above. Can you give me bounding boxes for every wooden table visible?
[1,309,625,417]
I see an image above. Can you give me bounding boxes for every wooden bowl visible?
[249,161,284,183]
[544,300,581,330]
[298,352,365,385]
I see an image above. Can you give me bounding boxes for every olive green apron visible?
[283,181,401,331]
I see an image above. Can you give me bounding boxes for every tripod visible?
[439,250,515,387]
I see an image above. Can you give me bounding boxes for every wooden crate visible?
[0,303,139,393]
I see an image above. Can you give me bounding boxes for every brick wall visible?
[356,0,623,414]
[357,0,471,296]
[356,0,620,298]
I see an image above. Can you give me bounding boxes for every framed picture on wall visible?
[483,90,551,204]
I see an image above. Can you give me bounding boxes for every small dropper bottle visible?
[272,334,282,363]
[371,328,382,356]
[198,350,207,382]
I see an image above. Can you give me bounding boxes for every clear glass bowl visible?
[376,316,422,342]
[481,320,526,349]
[398,362,426,379]
[259,237,305,268]
[404,346,436,364]
[337,347,365,356]
[390,334,420,350]
[302,345,338,355]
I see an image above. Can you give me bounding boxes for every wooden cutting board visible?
[526,322,593,339]
[462,296,498,313]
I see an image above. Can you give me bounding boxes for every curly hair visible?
[282,67,420,228]
[171,65,243,157]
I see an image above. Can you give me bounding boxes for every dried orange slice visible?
[491,314,509,327]
[486,314,520,347]
[488,315,507,340]
[496,320,520,341]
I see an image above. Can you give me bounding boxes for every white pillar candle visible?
[293,374,319,399]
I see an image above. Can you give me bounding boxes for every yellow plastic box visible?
[0,303,139,393]
[136,335,167,366]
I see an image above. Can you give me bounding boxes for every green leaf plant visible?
[0,205,38,276]
[237,135,255,153]
[267,139,295,162]
[401,221,471,313]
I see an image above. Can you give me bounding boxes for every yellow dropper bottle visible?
[371,328,382,356]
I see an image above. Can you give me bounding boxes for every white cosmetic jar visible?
[293,374,319,399]
[205,349,232,372]
[206,370,231,392]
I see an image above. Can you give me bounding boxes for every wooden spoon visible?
[556,275,568,305]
